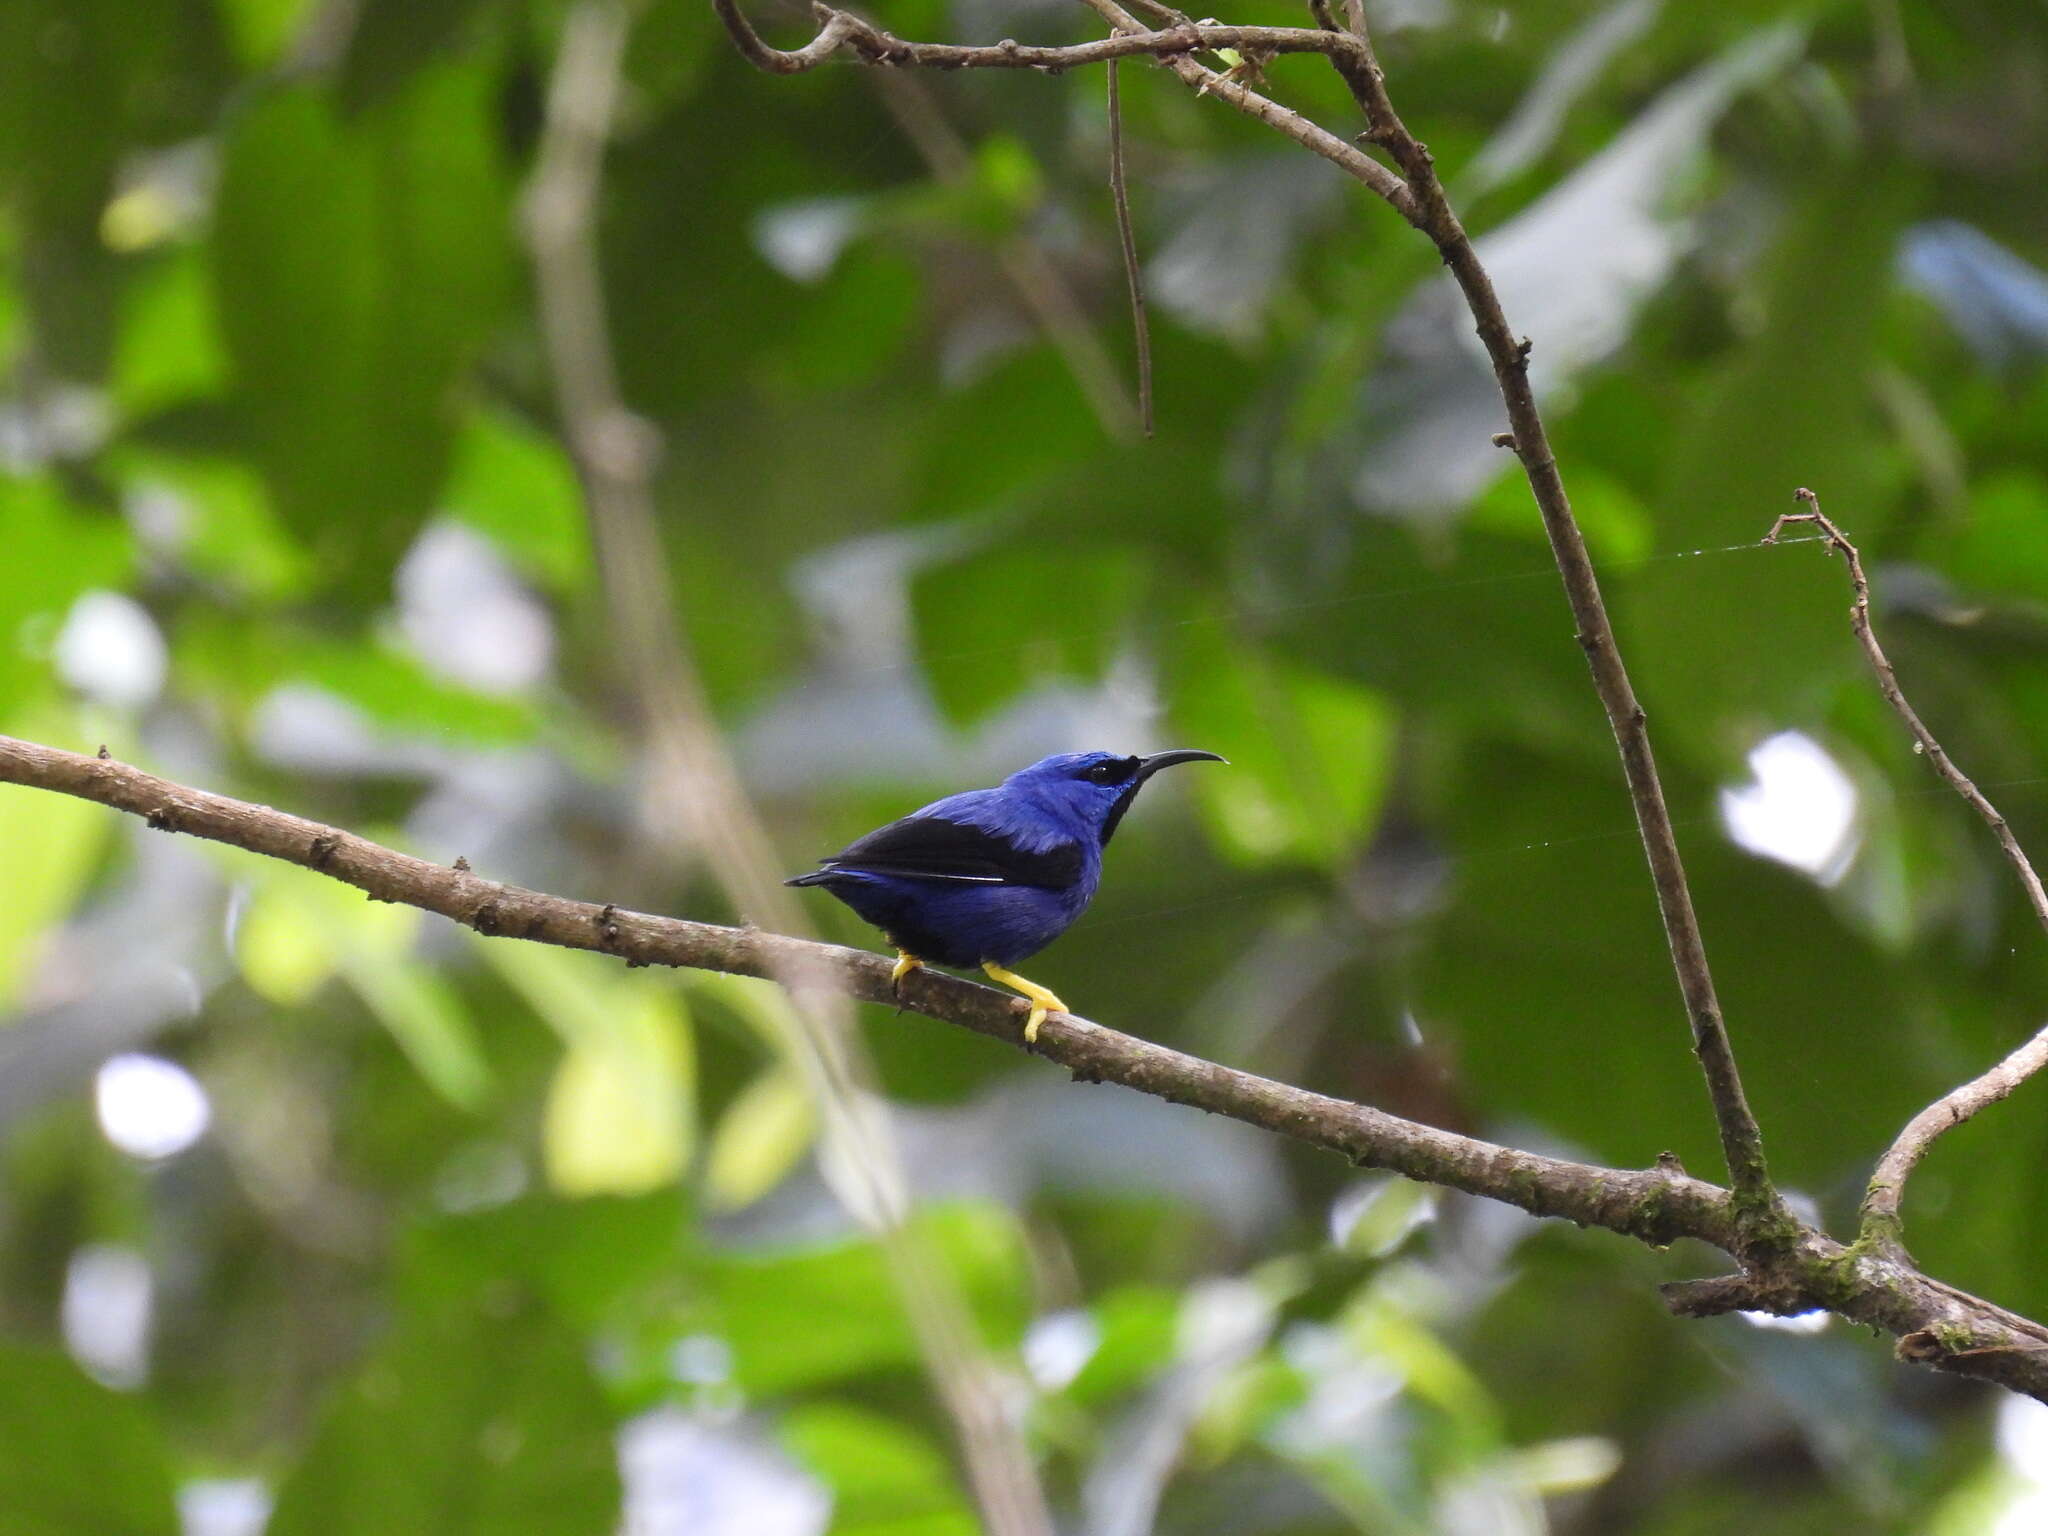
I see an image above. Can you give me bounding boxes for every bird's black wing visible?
[817,814,1083,889]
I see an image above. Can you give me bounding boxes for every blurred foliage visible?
[4,0,2048,1530]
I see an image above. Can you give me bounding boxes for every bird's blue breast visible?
[820,869,1091,968]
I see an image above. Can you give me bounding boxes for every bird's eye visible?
[1083,758,1136,786]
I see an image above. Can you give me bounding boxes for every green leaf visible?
[685,972,806,1057]
[234,883,337,1008]
[348,958,493,1113]
[0,711,113,1013]
[0,475,135,714]
[542,990,695,1198]
[483,943,698,1196]
[266,1294,620,1536]
[1260,518,1596,749]
[337,0,502,114]
[444,408,591,594]
[974,135,1043,215]
[399,1194,690,1332]
[1172,627,1394,869]
[211,63,511,597]
[218,861,493,1108]
[0,1345,179,1536]
[704,1066,815,1211]
[1943,471,2048,604]
[782,1403,975,1535]
[912,544,1147,727]
[765,248,920,395]
[175,619,537,743]
[112,249,227,417]
[702,1205,1031,1396]
[1063,1287,1179,1406]
[216,0,319,68]
[912,349,1106,521]
[1625,167,1917,761]
[1467,462,1652,566]
[110,449,311,601]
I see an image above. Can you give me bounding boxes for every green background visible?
[4,0,2048,1529]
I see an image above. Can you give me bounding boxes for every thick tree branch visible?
[0,732,1723,1241]
[12,731,2048,1398]
[1765,492,2048,1254]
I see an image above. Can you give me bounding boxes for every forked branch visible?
[1766,490,2048,1252]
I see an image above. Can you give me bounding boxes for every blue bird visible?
[787,750,1225,1043]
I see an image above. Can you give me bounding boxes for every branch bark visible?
[10,731,2048,1398]
[1765,492,2048,1257]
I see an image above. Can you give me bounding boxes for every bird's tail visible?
[784,868,835,887]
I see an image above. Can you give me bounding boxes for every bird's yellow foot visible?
[891,951,925,996]
[981,962,1066,1047]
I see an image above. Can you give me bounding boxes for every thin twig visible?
[869,74,1139,441]
[13,730,2048,1397]
[1866,1032,2048,1250]
[1764,494,2048,934]
[713,0,1413,208]
[1764,489,2048,1250]
[715,0,1362,75]
[1105,59,1153,436]
[1070,0,1414,206]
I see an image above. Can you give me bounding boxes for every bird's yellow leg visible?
[981,962,1067,1046]
[891,951,925,993]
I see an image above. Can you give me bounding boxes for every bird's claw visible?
[982,962,1064,1051]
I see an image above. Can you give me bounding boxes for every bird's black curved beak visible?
[1133,749,1227,784]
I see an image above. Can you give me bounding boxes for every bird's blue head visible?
[1002,749,1225,846]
